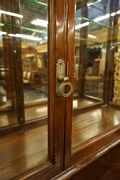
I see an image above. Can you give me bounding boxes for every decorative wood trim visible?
[112,13,120,105]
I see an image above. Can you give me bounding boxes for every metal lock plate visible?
[56,59,65,96]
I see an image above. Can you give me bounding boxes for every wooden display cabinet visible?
[0,0,120,180]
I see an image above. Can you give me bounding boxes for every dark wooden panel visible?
[69,141,120,180]
[52,139,120,180]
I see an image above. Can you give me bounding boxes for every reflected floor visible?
[25,105,47,121]
[0,111,17,127]
[0,88,48,127]
[24,88,47,103]
[73,98,98,108]
[0,105,48,128]
[0,97,98,128]
[85,81,104,99]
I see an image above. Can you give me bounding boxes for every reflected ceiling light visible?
[8,34,17,38]
[8,33,42,41]
[0,31,7,35]
[88,34,97,39]
[93,13,110,22]
[36,107,47,113]
[76,10,118,30]
[75,22,90,30]
[44,36,48,40]
[87,0,101,6]
[76,13,110,30]
[117,10,120,14]
[111,12,116,16]
[31,19,48,27]
[73,100,78,108]
[0,10,23,18]
[114,118,120,126]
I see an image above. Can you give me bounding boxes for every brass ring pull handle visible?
[56,59,73,97]
[59,82,73,97]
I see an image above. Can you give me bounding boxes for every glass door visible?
[0,0,48,126]
[0,0,69,179]
[64,0,120,170]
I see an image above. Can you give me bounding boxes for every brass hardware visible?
[56,59,73,97]
[59,81,73,97]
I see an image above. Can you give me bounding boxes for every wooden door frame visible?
[63,0,76,169]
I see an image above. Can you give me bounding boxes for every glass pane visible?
[72,0,120,150]
[74,0,112,106]
[0,21,17,127]
[0,0,48,125]
[19,0,48,121]
[0,0,48,179]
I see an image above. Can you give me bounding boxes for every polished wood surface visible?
[0,125,48,180]
[69,141,120,180]
[0,105,120,179]
[52,139,120,180]
[71,106,120,166]
[72,105,120,148]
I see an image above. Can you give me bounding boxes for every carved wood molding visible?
[112,17,120,105]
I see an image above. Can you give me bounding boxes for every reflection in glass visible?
[0,27,18,127]
[73,0,112,108]
[0,1,48,177]
[19,0,48,121]
[0,0,48,124]
[72,0,116,150]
